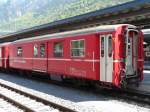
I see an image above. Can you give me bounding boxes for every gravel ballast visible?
[0,72,150,112]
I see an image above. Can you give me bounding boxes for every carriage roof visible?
[13,24,136,43]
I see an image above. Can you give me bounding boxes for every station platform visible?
[144,61,150,70]
[131,70,150,93]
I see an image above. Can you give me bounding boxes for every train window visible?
[54,42,63,57]
[34,44,38,57]
[71,39,85,57]
[17,47,22,57]
[40,44,45,58]
[101,37,104,57]
[108,36,112,57]
[128,38,131,56]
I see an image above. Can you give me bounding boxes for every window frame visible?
[70,39,85,58]
[34,44,38,57]
[53,42,63,57]
[40,43,46,58]
[108,34,113,57]
[101,36,105,58]
[17,47,23,57]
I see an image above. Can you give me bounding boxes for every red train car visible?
[8,24,144,88]
[0,42,11,69]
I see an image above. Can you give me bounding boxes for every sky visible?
[0,0,7,2]
[0,0,8,4]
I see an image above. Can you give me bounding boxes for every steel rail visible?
[0,82,76,112]
[0,93,34,112]
[1,72,150,108]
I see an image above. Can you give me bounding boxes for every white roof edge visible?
[142,29,150,34]
[13,24,135,43]
[0,42,12,46]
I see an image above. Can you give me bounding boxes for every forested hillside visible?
[0,0,133,34]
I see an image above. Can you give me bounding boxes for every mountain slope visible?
[0,0,133,34]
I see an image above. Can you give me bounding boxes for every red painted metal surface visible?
[0,43,11,68]
[0,24,144,88]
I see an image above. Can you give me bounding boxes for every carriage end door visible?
[100,35,113,82]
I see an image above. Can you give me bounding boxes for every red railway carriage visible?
[8,24,144,88]
[0,42,11,69]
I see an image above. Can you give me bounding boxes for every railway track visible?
[0,97,23,112]
[42,78,150,106]
[118,89,150,105]
[0,82,75,112]
[1,72,150,109]
[94,87,150,106]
